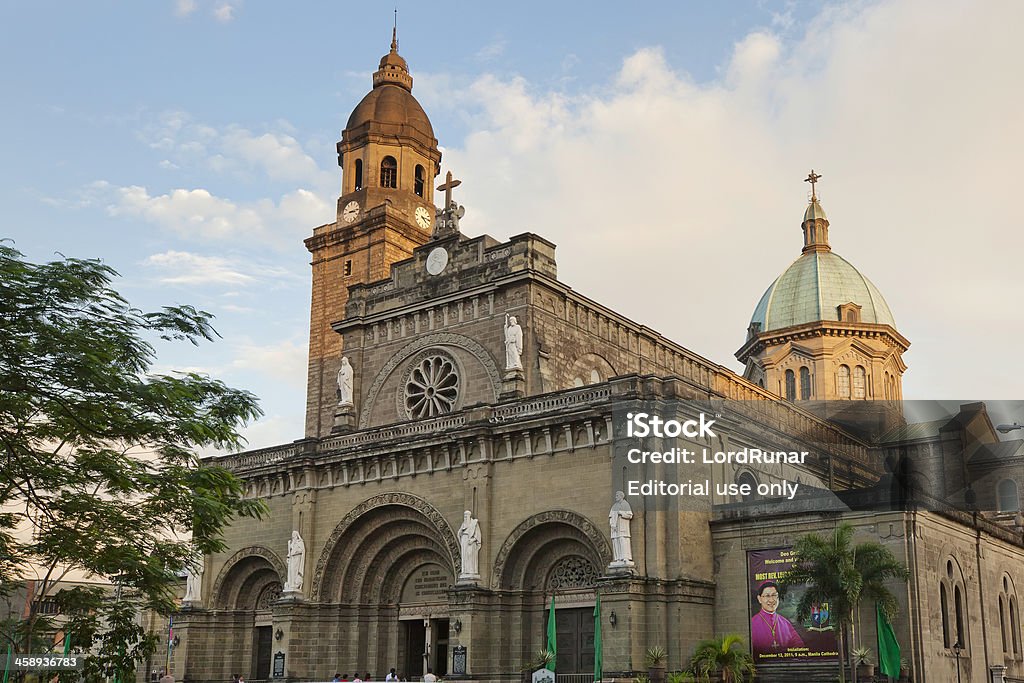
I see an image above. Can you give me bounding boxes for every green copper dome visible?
[750,250,896,332]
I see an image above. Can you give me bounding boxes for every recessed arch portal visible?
[311,493,459,603]
[493,510,610,591]
[210,545,286,610]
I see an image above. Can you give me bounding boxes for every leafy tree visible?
[0,244,267,680]
[689,634,756,683]
[779,523,909,683]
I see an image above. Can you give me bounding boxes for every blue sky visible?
[4,1,1022,450]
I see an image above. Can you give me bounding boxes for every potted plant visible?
[520,649,555,683]
[668,672,696,683]
[852,646,875,680]
[689,635,756,683]
[899,656,911,682]
[646,646,668,683]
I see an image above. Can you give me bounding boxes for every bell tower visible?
[304,32,442,438]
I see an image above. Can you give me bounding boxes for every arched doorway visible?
[494,512,609,675]
[211,548,285,680]
[313,495,459,677]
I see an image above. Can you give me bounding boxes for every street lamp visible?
[952,640,963,683]
[996,423,1024,434]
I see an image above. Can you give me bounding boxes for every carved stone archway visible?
[492,510,611,590]
[210,545,286,609]
[310,492,459,601]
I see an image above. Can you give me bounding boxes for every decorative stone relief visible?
[360,333,501,428]
[546,556,600,591]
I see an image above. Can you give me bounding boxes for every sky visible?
[3,0,1023,452]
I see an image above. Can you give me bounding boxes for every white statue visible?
[504,314,523,371]
[608,491,634,567]
[458,510,482,579]
[184,559,203,602]
[285,530,305,593]
[337,356,354,406]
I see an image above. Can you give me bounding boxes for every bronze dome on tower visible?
[344,29,434,139]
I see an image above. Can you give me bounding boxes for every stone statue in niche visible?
[458,510,482,581]
[608,491,635,569]
[504,313,523,371]
[183,558,203,603]
[285,530,305,593]
[337,356,354,406]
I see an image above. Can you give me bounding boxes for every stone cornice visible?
[736,320,910,363]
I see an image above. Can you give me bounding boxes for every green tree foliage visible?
[689,634,756,683]
[0,244,267,678]
[779,523,909,683]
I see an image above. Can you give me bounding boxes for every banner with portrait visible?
[747,548,839,665]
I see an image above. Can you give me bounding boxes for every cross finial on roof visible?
[804,169,822,201]
[437,170,462,209]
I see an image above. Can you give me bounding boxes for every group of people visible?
[331,668,437,682]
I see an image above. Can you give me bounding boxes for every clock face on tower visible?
[342,201,360,223]
[415,206,432,230]
[426,247,449,276]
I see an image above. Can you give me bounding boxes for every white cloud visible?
[174,0,198,17]
[230,338,307,390]
[212,1,240,22]
[438,0,1024,400]
[139,112,332,190]
[143,251,257,286]
[97,184,330,247]
[476,38,507,61]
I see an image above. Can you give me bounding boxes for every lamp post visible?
[952,640,963,683]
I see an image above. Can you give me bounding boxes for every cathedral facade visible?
[174,40,1024,683]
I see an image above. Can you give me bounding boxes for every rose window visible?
[405,355,460,418]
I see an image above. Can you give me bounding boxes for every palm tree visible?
[689,634,756,683]
[780,523,909,683]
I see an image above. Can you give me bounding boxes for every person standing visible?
[423,669,437,682]
[385,668,398,681]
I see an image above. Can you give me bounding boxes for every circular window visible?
[404,354,460,419]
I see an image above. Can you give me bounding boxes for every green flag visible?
[63,632,72,655]
[2,643,11,683]
[877,603,901,678]
[547,596,557,673]
[593,592,603,683]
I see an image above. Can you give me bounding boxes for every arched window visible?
[354,159,363,191]
[785,369,796,401]
[853,365,866,399]
[954,585,965,647]
[414,164,425,197]
[589,369,601,384]
[1001,595,1008,652]
[737,471,759,501]
[998,479,1020,512]
[1012,596,1021,656]
[380,156,397,188]
[838,365,851,399]
[940,583,951,648]
[800,366,811,400]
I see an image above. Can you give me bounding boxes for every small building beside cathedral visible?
[173,38,1024,683]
